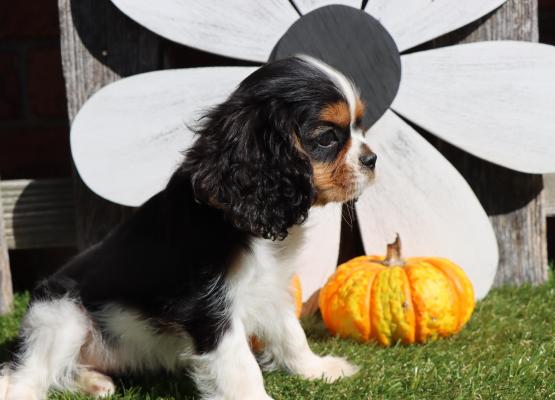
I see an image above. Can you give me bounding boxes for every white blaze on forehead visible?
[299,55,359,124]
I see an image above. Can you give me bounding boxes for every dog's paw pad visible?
[299,356,359,382]
[78,370,116,398]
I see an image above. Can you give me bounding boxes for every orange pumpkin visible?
[291,274,303,319]
[250,275,302,351]
[319,235,474,346]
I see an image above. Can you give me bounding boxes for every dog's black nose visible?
[359,153,377,169]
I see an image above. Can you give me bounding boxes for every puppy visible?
[1,56,376,400]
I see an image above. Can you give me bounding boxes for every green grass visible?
[2,276,555,400]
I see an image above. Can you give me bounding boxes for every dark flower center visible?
[270,5,401,130]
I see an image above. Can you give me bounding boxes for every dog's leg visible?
[5,298,90,400]
[190,318,273,400]
[260,305,359,382]
[76,369,115,398]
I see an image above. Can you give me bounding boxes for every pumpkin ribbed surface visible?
[291,274,303,319]
[319,236,474,346]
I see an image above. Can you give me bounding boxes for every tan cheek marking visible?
[312,138,355,204]
[320,101,350,128]
[355,98,365,121]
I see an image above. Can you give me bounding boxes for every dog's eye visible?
[317,130,338,148]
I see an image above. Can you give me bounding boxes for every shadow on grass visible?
[106,373,199,400]
[301,314,333,342]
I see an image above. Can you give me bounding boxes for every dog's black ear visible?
[182,100,315,240]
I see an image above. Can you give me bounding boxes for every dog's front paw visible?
[296,355,359,383]
[77,370,116,398]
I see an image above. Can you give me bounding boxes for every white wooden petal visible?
[294,203,342,302]
[392,41,555,174]
[356,111,498,299]
[71,67,256,207]
[365,0,506,52]
[110,0,298,62]
[292,0,361,14]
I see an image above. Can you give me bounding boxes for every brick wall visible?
[0,0,70,180]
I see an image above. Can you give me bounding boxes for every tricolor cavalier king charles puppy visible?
[1,56,376,400]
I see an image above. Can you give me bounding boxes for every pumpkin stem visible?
[383,233,405,266]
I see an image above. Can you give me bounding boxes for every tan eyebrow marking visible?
[320,100,350,128]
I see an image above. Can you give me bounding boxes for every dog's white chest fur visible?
[227,225,305,339]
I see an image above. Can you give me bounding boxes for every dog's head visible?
[183,56,376,240]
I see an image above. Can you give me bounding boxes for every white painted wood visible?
[292,0,361,14]
[392,41,555,174]
[356,111,498,300]
[295,203,342,302]
[110,0,298,62]
[365,0,507,52]
[71,67,256,207]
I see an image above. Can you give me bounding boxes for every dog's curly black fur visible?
[182,94,314,241]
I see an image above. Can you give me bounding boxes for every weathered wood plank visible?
[58,0,160,248]
[430,0,548,287]
[0,181,14,315]
[544,174,555,217]
[0,179,76,249]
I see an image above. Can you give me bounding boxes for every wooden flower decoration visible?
[70,0,555,305]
